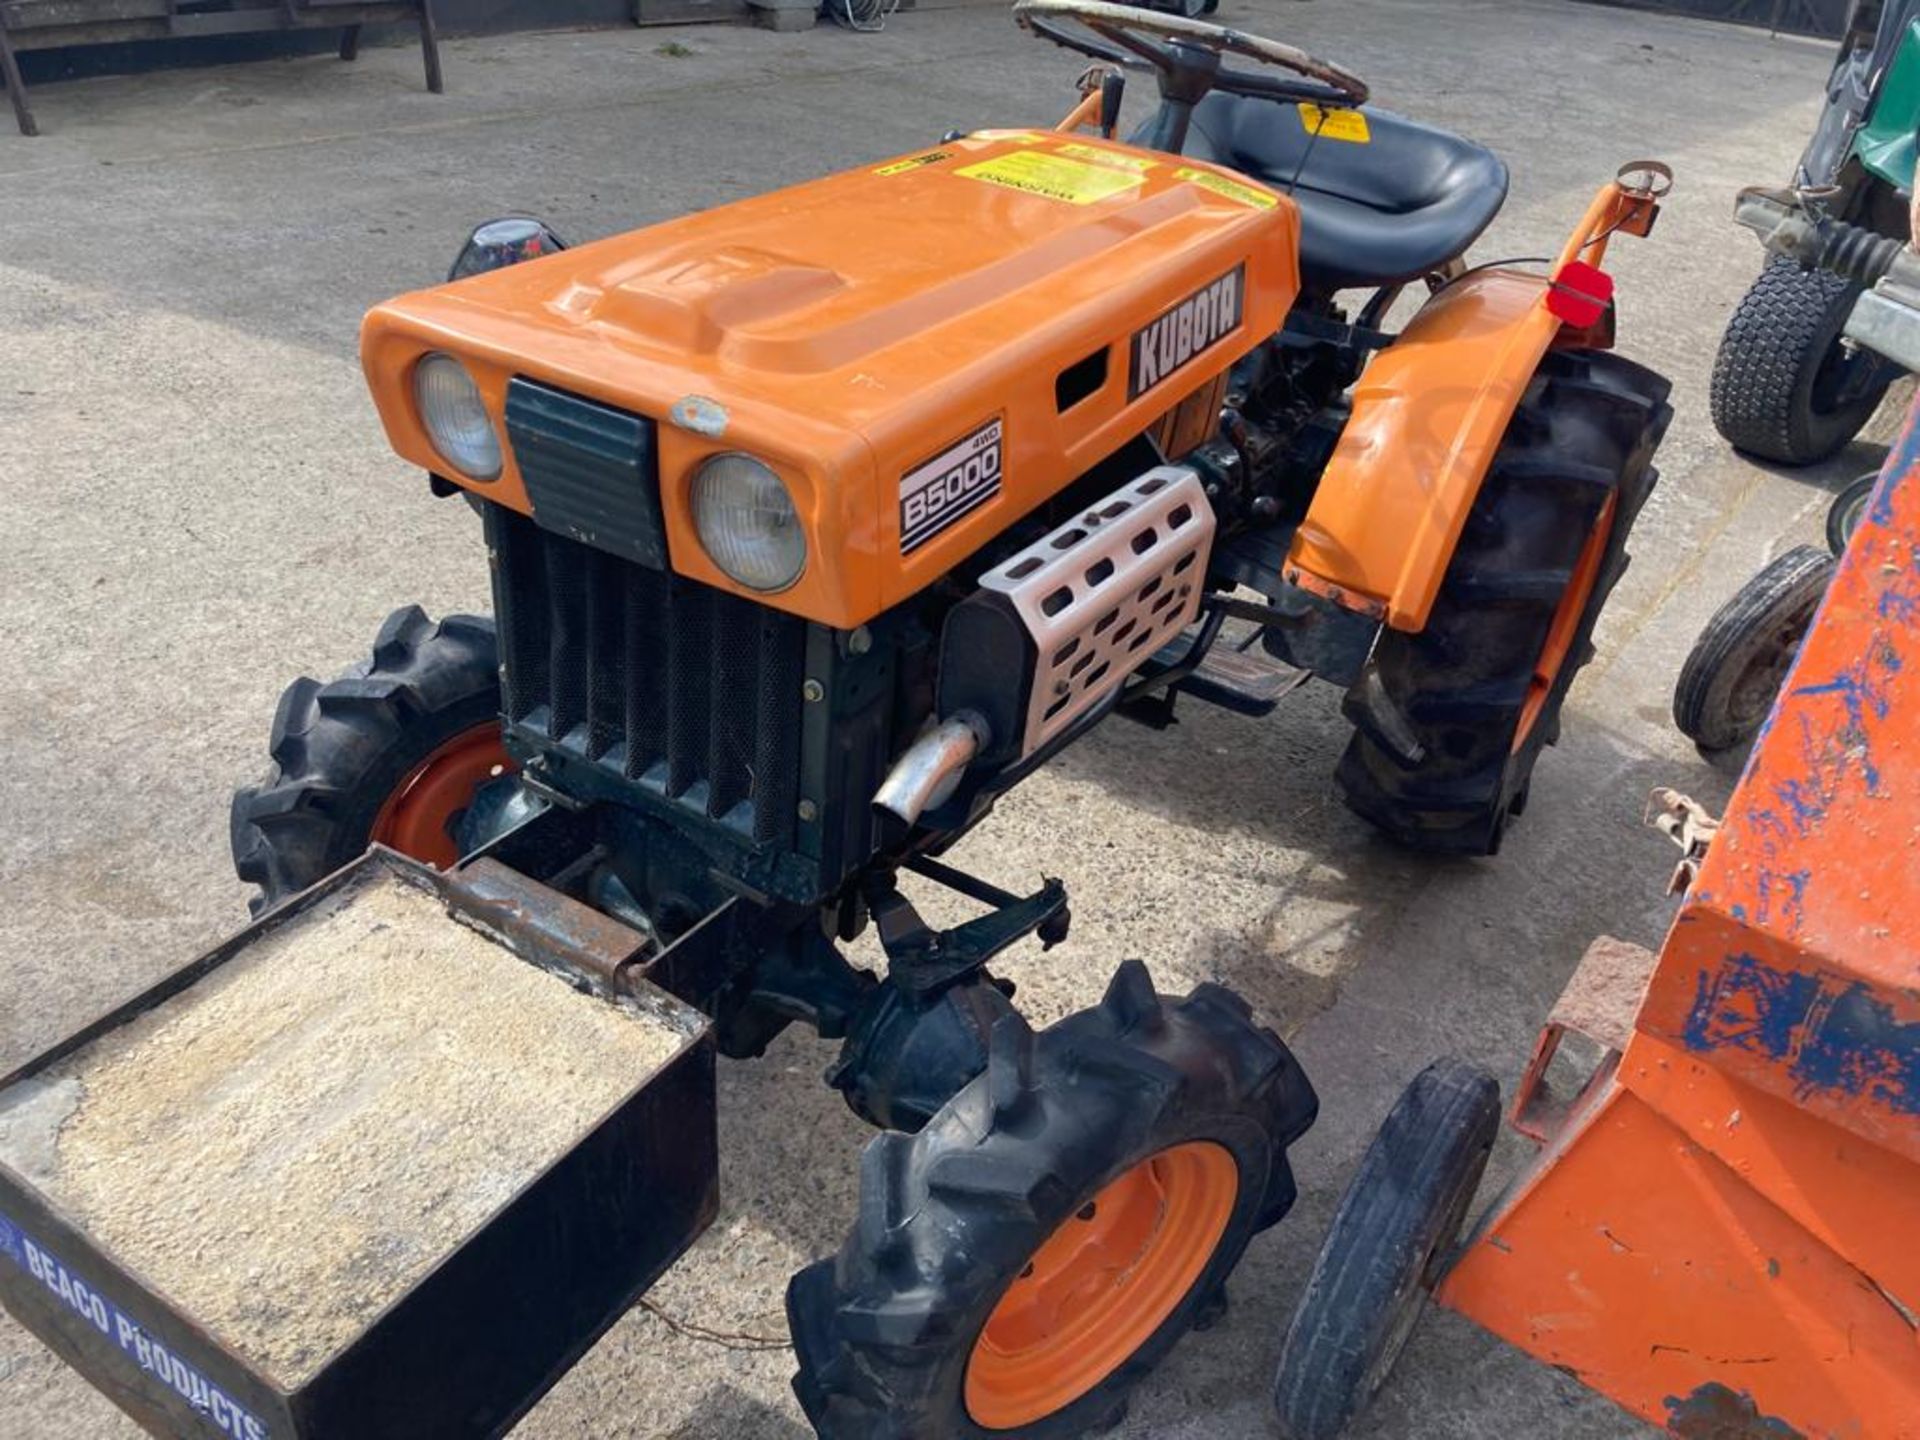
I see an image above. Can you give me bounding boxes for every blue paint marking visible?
[0,1208,270,1439]
[1683,954,1920,1117]
[1753,868,1809,936]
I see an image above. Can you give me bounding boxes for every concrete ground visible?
[0,2,1881,1436]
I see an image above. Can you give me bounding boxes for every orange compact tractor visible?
[1,7,1670,1439]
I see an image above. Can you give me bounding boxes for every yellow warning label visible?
[1173,167,1279,210]
[874,150,952,177]
[956,150,1145,205]
[1297,103,1371,143]
[1055,141,1157,173]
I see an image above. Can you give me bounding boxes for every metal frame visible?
[0,1,443,137]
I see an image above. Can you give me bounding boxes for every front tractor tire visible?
[789,961,1317,1440]
[1710,256,1898,465]
[231,606,510,913]
[1338,349,1673,855]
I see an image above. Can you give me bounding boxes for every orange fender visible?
[1285,267,1562,632]
[1287,166,1665,633]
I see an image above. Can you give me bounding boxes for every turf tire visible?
[1272,1058,1500,1440]
[1672,545,1834,756]
[1709,256,1896,465]
[230,605,501,913]
[788,961,1318,1440]
[1336,349,1672,855]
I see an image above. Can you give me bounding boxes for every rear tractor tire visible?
[789,961,1317,1439]
[1710,256,1898,466]
[1337,349,1673,855]
[230,606,511,913]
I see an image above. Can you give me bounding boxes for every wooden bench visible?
[1,1,443,137]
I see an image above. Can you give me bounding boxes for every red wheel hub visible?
[369,722,515,868]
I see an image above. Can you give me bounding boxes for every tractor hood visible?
[362,128,1298,628]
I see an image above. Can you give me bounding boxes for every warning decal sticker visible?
[956,150,1145,205]
[1054,141,1157,173]
[901,418,1004,553]
[1173,167,1279,210]
[874,151,952,177]
[1297,103,1371,143]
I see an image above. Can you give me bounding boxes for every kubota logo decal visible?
[900,418,1003,553]
[1130,266,1245,400]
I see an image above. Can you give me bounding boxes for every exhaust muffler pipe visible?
[873,711,991,827]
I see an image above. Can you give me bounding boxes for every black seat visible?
[1172,93,1509,293]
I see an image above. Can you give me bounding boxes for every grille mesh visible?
[490,508,804,845]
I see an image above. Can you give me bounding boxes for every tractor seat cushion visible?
[1175,93,1510,293]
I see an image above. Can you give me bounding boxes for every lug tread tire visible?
[1337,350,1672,854]
[230,606,501,913]
[1672,544,1835,756]
[788,962,1318,1440]
[1710,257,1894,465]
[1272,1058,1500,1440]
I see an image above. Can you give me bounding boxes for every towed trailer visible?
[1274,190,1920,1440]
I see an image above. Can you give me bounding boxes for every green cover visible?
[1856,18,1920,191]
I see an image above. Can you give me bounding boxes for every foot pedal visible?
[1151,630,1309,716]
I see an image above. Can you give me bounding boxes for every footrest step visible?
[1152,631,1309,717]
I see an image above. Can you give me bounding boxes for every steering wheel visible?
[1012,0,1369,113]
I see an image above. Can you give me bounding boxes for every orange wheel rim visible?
[369,722,515,869]
[964,1141,1240,1431]
[1513,493,1616,753]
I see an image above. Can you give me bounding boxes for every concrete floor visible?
[0,2,1883,1436]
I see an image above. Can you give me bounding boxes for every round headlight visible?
[690,454,807,592]
[414,353,501,481]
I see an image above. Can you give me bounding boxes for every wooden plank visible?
[1,0,169,31]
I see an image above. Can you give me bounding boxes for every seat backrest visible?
[1188,93,1502,219]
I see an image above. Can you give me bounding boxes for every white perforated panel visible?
[978,466,1216,755]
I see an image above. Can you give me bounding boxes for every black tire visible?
[788,961,1318,1440]
[1827,470,1880,556]
[1337,349,1673,855]
[1672,545,1835,756]
[1272,1058,1500,1440]
[230,605,502,913]
[1710,256,1898,466]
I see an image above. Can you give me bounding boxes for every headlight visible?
[691,454,807,592]
[414,353,501,481]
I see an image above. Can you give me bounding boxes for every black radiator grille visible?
[490,507,806,846]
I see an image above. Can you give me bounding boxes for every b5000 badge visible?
[901,418,1004,553]
[1130,265,1245,400]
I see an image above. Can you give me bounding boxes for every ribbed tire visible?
[788,961,1318,1440]
[1709,257,1896,465]
[1273,1058,1499,1440]
[1337,349,1673,855]
[1672,545,1835,756]
[230,606,502,913]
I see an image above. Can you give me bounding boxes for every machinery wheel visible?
[230,605,510,913]
[1272,1058,1499,1440]
[1827,470,1880,556]
[1337,349,1672,855]
[1672,545,1835,756]
[788,961,1317,1439]
[1709,256,1898,465]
